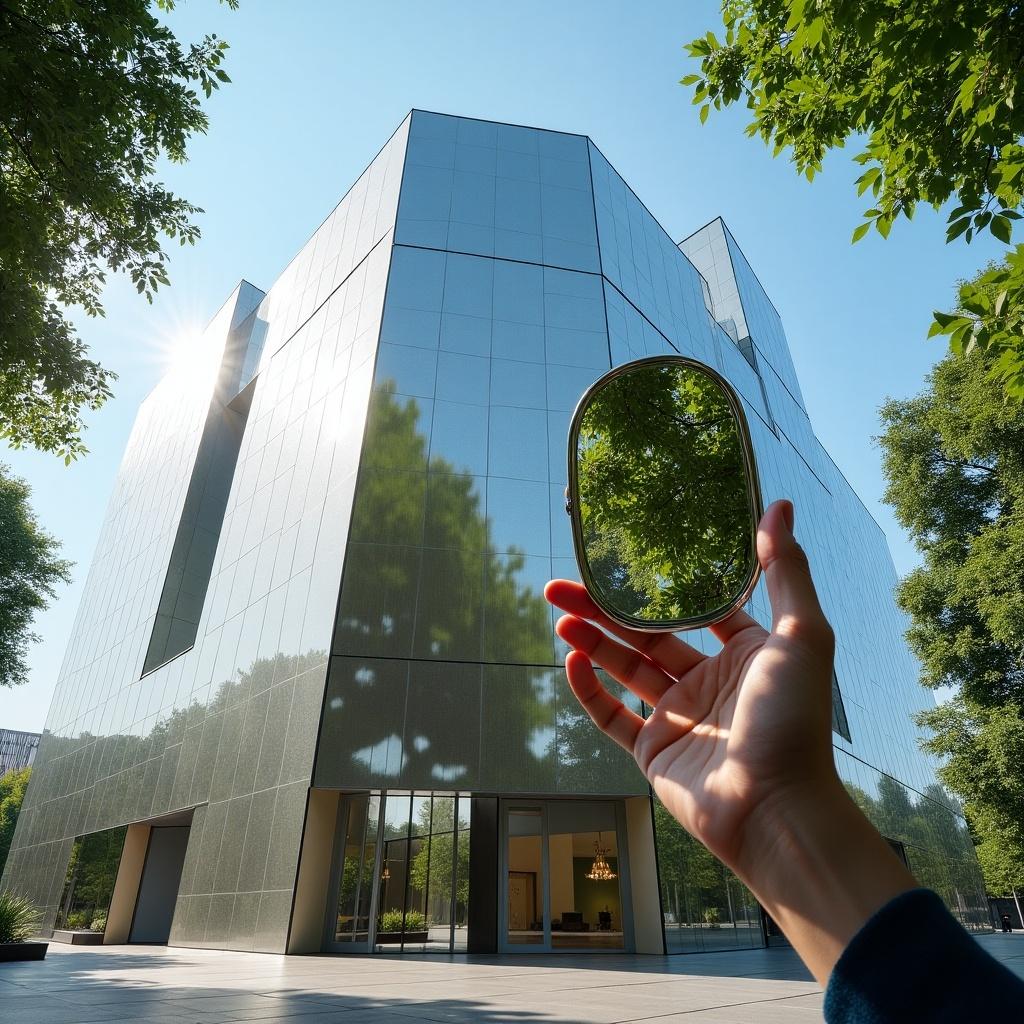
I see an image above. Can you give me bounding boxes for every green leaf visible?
[699,104,710,124]
[851,222,871,243]
[991,217,1013,244]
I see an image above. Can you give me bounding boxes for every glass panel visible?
[654,797,765,953]
[453,797,471,951]
[506,808,544,945]
[55,825,128,935]
[333,793,376,945]
[377,793,412,949]
[547,803,623,950]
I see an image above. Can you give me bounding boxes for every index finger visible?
[545,579,705,679]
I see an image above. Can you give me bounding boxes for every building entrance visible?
[500,799,633,952]
[324,791,471,954]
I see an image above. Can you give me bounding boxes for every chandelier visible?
[585,833,617,881]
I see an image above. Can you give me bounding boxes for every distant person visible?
[1002,913,1013,933]
[547,499,1024,1022]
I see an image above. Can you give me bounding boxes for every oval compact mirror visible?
[567,356,763,632]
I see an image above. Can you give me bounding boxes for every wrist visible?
[731,776,918,984]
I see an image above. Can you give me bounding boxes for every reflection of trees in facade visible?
[653,799,759,946]
[328,387,569,788]
[577,364,751,620]
[56,825,127,929]
[843,776,989,929]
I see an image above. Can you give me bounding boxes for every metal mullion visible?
[449,794,459,952]
[398,792,412,952]
[366,793,385,952]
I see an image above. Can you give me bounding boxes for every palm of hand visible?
[635,624,832,867]
[546,562,835,869]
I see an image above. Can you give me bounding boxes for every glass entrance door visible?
[500,800,632,952]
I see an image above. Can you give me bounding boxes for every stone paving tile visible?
[0,934,1017,1024]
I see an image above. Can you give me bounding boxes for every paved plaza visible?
[2,935,1021,1024]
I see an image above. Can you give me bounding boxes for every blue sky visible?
[2,1,1001,730]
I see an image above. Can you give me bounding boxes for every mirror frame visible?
[566,355,764,633]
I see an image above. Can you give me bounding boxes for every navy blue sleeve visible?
[824,888,1024,1022]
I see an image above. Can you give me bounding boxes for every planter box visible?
[376,930,429,944]
[0,941,48,962]
[51,929,103,945]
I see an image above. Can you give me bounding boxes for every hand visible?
[546,499,836,870]
[546,499,916,983]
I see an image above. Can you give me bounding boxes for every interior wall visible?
[287,788,339,954]
[104,823,151,943]
[625,797,664,954]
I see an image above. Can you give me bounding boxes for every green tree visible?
[1,0,236,460]
[0,766,31,876]
[683,3,1024,400]
[878,348,1024,896]
[0,465,71,687]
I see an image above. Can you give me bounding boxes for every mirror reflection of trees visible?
[653,800,761,952]
[842,776,989,931]
[326,385,584,792]
[55,825,127,932]
[576,362,755,623]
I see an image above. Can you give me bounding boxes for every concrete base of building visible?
[50,930,102,945]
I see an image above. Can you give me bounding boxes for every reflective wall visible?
[4,110,987,954]
[317,111,644,797]
[1,118,410,951]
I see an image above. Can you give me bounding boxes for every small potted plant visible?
[0,890,47,962]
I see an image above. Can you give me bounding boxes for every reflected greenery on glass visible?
[55,825,127,932]
[843,775,989,931]
[571,358,759,630]
[653,800,762,952]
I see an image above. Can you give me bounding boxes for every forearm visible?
[730,780,918,985]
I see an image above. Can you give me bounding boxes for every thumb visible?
[758,499,832,645]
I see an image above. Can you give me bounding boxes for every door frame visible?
[498,798,634,954]
[322,792,383,953]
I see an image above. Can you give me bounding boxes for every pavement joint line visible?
[608,990,825,1022]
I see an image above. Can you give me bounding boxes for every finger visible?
[564,650,643,754]
[708,606,763,645]
[556,614,674,704]
[545,579,705,677]
[757,500,832,645]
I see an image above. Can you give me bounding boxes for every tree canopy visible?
[0,766,31,877]
[0,0,235,460]
[0,465,71,687]
[879,348,1024,894]
[683,2,1024,400]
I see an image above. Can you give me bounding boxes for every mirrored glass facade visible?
[2,111,987,957]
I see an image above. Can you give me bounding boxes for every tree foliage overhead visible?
[0,465,71,687]
[0,0,236,460]
[683,2,1024,400]
[879,348,1024,893]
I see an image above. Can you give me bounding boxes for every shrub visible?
[89,914,107,933]
[65,911,90,930]
[702,906,721,928]
[0,890,42,943]
[378,909,428,932]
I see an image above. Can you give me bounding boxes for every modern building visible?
[0,729,40,776]
[2,111,988,955]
